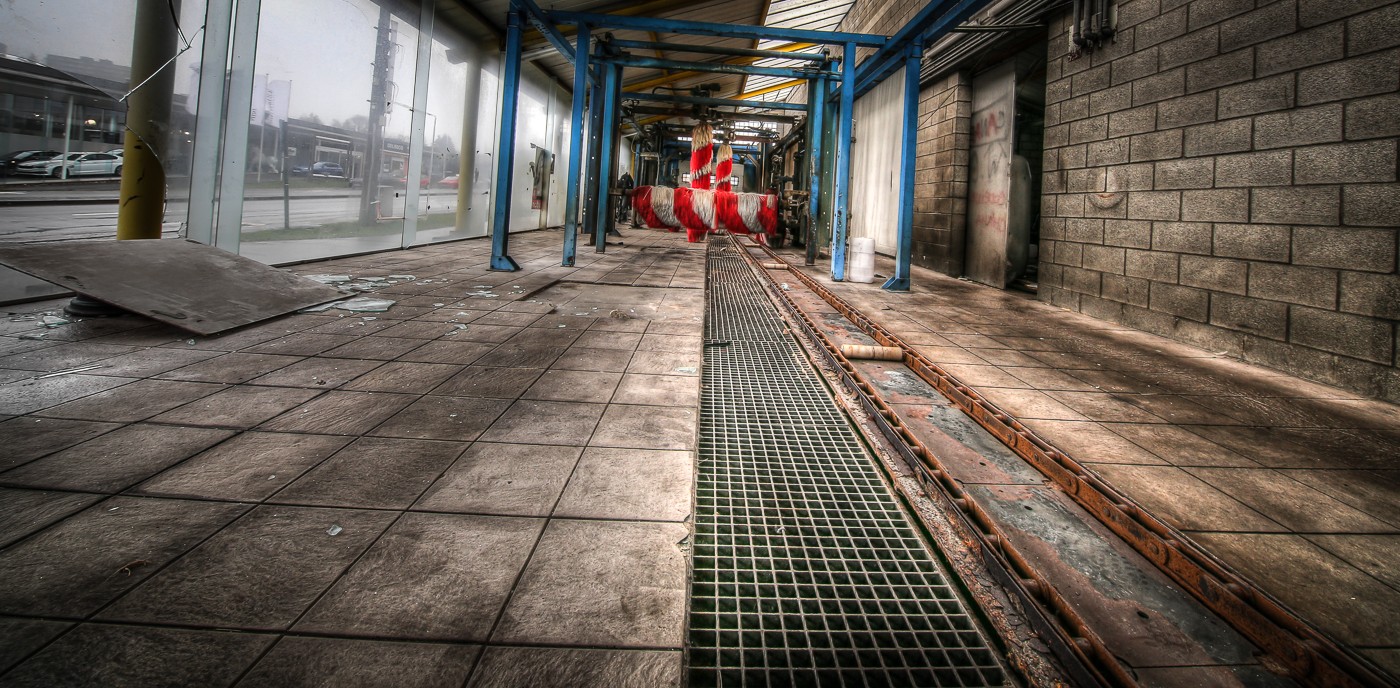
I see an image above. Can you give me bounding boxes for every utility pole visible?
[359,5,393,225]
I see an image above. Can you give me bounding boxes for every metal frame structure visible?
[491,0,979,290]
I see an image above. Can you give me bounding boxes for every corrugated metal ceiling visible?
[450,0,856,125]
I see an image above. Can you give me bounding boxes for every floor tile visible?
[1021,420,1166,465]
[0,617,71,675]
[0,417,121,471]
[0,496,248,617]
[1186,468,1395,533]
[0,624,273,688]
[369,396,511,441]
[1293,469,1400,529]
[467,647,681,688]
[0,341,140,372]
[321,335,429,360]
[258,390,416,435]
[473,343,567,369]
[339,361,463,394]
[415,443,581,517]
[1,424,234,493]
[237,636,480,688]
[152,385,322,428]
[522,370,623,403]
[241,333,359,356]
[397,340,497,365]
[1190,532,1400,647]
[610,374,699,407]
[155,352,302,383]
[480,400,606,446]
[0,373,132,416]
[637,333,700,354]
[552,347,634,372]
[441,323,524,344]
[132,432,353,501]
[589,405,697,451]
[32,379,225,423]
[248,357,384,388]
[572,330,643,350]
[0,487,104,547]
[296,513,542,641]
[1107,424,1258,467]
[274,437,467,508]
[431,366,544,398]
[303,316,399,336]
[1308,534,1400,590]
[85,347,223,378]
[372,320,468,340]
[1085,464,1287,533]
[625,349,700,376]
[494,519,688,647]
[554,448,693,522]
[1049,391,1163,423]
[471,311,541,327]
[973,388,1092,422]
[97,505,395,629]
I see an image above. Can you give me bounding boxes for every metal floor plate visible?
[689,241,1008,686]
[0,239,344,334]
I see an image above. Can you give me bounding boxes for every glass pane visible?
[0,0,207,302]
[238,0,420,266]
[411,27,471,245]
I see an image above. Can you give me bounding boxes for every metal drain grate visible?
[689,241,1008,686]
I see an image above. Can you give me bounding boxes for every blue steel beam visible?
[583,49,605,243]
[830,42,855,282]
[547,10,888,47]
[597,54,828,80]
[489,11,524,272]
[883,43,922,292]
[561,24,591,267]
[593,63,622,251]
[805,73,825,267]
[854,0,982,96]
[622,91,807,112]
[510,0,576,63]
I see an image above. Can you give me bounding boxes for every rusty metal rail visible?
[744,239,1390,688]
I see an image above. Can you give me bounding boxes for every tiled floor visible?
[0,230,702,687]
[784,249,1400,676]
[5,226,1397,683]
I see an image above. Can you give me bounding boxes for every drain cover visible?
[689,241,1008,686]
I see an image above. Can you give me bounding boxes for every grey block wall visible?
[1039,0,1400,400]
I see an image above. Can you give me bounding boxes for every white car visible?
[15,152,123,178]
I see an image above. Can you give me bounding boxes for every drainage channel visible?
[688,240,1011,687]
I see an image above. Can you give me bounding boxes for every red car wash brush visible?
[690,122,713,190]
[714,143,733,192]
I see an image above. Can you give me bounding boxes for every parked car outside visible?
[0,150,61,176]
[437,174,459,189]
[14,152,122,178]
[311,161,344,177]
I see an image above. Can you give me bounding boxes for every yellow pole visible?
[116,0,181,240]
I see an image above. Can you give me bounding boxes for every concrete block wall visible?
[1039,0,1400,401]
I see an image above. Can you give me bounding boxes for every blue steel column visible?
[582,48,605,244]
[805,73,826,266]
[592,63,621,251]
[561,24,591,267]
[489,11,524,271]
[883,43,922,292]
[830,42,856,281]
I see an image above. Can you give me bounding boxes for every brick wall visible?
[915,74,972,275]
[1039,0,1400,401]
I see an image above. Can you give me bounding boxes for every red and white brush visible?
[690,123,713,190]
[714,143,733,192]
